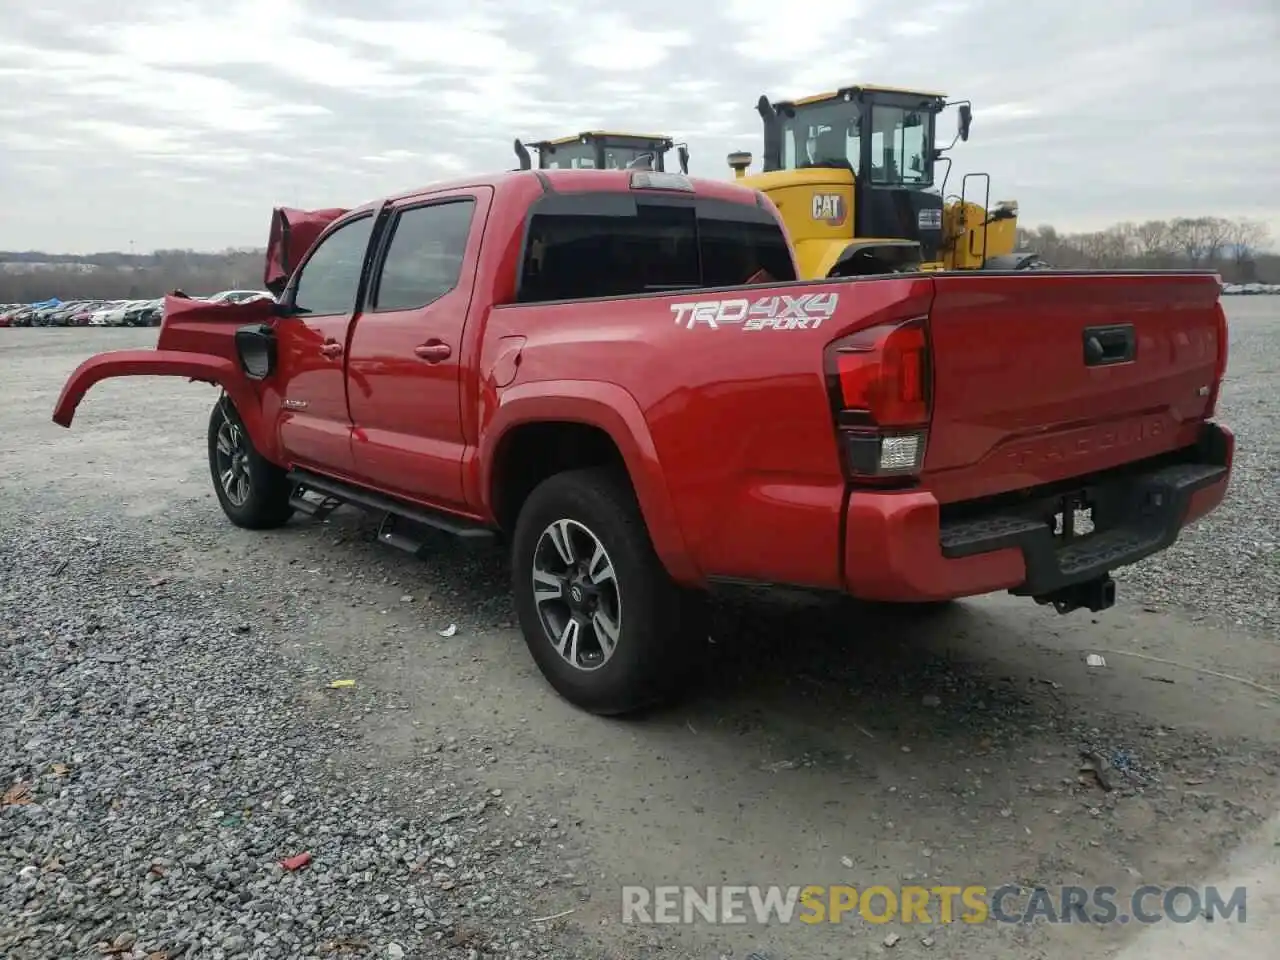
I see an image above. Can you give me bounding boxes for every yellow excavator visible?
[726,84,1045,278]
[514,131,689,174]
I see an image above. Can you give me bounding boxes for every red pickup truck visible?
[53,168,1233,715]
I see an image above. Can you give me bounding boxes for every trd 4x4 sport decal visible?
[670,293,839,331]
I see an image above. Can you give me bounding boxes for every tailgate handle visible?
[1083,324,1136,366]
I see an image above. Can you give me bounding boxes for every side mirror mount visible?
[958,104,972,142]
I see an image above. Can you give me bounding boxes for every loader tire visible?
[207,395,294,530]
[511,466,708,716]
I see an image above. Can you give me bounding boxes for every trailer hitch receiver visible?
[1034,575,1116,615]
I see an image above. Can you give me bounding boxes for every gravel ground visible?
[1,297,1277,960]
[0,516,577,960]
[1111,296,1280,633]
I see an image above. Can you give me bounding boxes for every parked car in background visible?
[87,301,131,326]
[30,304,67,326]
[122,298,163,326]
[204,289,273,304]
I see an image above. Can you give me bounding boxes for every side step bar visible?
[287,468,497,556]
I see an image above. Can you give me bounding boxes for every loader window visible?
[539,142,596,168]
[869,105,933,186]
[781,102,860,173]
[602,145,661,170]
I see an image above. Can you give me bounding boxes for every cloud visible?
[0,0,1277,253]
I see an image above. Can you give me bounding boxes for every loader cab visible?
[740,86,960,273]
[513,132,689,174]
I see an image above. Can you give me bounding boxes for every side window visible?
[516,200,796,302]
[519,204,699,303]
[372,200,476,311]
[292,215,375,316]
[699,214,797,287]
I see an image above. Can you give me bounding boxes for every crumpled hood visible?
[263,205,348,297]
[153,293,278,359]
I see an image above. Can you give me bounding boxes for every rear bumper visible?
[844,422,1234,603]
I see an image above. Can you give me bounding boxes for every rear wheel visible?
[511,467,707,716]
[207,395,294,529]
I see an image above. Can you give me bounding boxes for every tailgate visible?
[923,271,1224,503]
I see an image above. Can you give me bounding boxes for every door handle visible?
[320,341,343,358]
[414,340,451,362]
[1082,324,1135,366]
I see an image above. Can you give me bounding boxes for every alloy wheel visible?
[531,518,622,671]
[213,410,252,507]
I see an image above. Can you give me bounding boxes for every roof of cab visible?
[371,168,768,209]
[782,84,948,107]
[537,131,675,147]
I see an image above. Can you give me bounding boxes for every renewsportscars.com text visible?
[620,884,1247,925]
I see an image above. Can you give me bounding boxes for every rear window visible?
[517,194,795,303]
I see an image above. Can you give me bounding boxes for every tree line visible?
[1016,216,1274,282]
[0,248,264,303]
[1,214,1274,303]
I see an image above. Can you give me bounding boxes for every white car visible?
[204,289,273,304]
[87,301,132,326]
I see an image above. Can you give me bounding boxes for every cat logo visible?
[811,193,847,226]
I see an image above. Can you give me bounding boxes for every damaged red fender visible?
[51,294,284,462]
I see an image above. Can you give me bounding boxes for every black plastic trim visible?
[288,468,497,542]
[1083,323,1136,366]
[233,323,276,380]
[938,425,1230,598]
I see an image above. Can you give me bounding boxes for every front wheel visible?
[510,467,707,716]
[207,395,294,529]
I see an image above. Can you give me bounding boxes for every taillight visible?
[1206,301,1228,418]
[824,316,932,480]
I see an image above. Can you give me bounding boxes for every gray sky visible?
[3,0,1278,254]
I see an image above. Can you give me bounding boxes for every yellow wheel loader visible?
[726,85,1045,278]
[514,131,689,174]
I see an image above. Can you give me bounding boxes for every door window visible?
[371,200,477,311]
[291,214,375,316]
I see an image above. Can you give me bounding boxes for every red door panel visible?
[272,212,378,477]
[347,189,492,510]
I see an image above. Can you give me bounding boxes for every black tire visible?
[510,466,708,716]
[207,395,294,529]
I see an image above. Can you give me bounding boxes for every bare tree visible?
[1134,220,1174,264]
[1169,217,1213,265]
[1201,216,1234,266]
[1225,218,1272,281]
